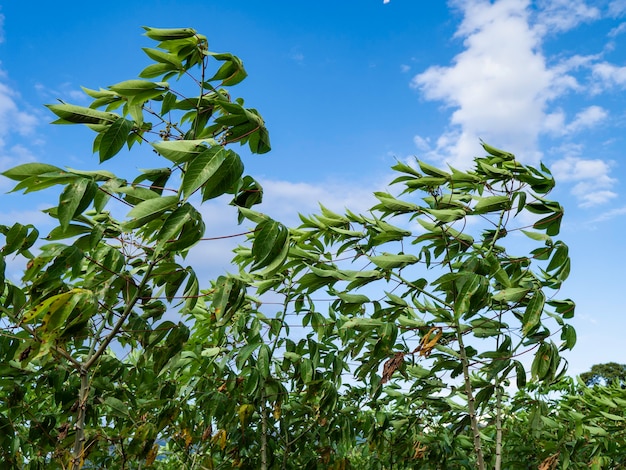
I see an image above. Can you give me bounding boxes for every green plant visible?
[0,26,270,469]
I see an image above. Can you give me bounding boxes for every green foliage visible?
[581,362,626,387]
[1,25,605,470]
[0,26,272,469]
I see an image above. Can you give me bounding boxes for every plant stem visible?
[260,400,268,470]
[456,325,486,470]
[71,368,90,470]
[83,259,157,371]
[495,382,503,470]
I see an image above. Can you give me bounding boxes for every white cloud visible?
[608,21,626,36]
[545,105,608,136]
[534,0,600,34]
[0,71,40,180]
[591,61,626,90]
[551,156,617,207]
[410,0,619,173]
[590,205,626,223]
[0,81,38,146]
[609,0,626,17]
[565,105,608,133]
[412,0,563,167]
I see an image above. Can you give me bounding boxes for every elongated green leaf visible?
[252,220,289,270]
[454,274,482,319]
[547,242,568,272]
[123,195,179,230]
[426,208,466,223]
[212,275,245,324]
[492,287,530,303]
[2,163,63,181]
[139,62,177,79]
[257,344,271,378]
[181,147,226,198]
[155,203,198,248]
[368,254,419,270]
[142,47,183,67]
[521,229,552,242]
[109,80,168,96]
[531,342,552,380]
[418,161,450,178]
[142,26,197,40]
[235,342,261,370]
[46,104,118,124]
[200,151,244,200]
[522,290,545,335]
[99,118,134,162]
[473,195,511,214]
[20,291,75,324]
[151,139,216,163]
[58,178,90,230]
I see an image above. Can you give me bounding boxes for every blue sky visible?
[1,0,626,377]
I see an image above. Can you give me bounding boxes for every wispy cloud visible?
[533,0,600,34]
[412,0,562,167]
[0,69,40,178]
[410,0,622,209]
[551,156,617,207]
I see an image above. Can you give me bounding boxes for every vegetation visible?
[0,26,624,469]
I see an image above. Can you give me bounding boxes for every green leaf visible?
[142,47,183,68]
[492,287,530,303]
[2,163,63,181]
[46,104,119,124]
[515,360,527,388]
[560,324,577,350]
[99,118,134,162]
[212,275,245,324]
[58,178,93,231]
[252,220,289,270]
[20,291,75,324]
[531,342,552,380]
[199,149,244,200]
[123,195,179,230]
[142,26,197,40]
[257,344,271,379]
[181,147,227,198]
[480,141,514,159]
[368,254,419,270]
[208,52,248,86]
[521,229,552,242]
[426,208,467,223]
[522,291,545,335]
[109,80,168,96]
[454,274,482,320]
[103,396,130,418]
[473,195,511,214]
[547,242,568,272]
[418,161,450,178]
[151,139,217,163]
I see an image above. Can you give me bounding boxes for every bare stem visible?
[83,260,157,371]
[71,369,90,470]
[495,382,503,470]
[260,401,268,470]
[456,326,486,470]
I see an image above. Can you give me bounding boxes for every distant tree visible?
[580,362,626,387]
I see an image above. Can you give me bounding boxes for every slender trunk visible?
[457,330,486,470]
[260,399,268,470]
[71,369,90,470]
[494,383,503,470]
